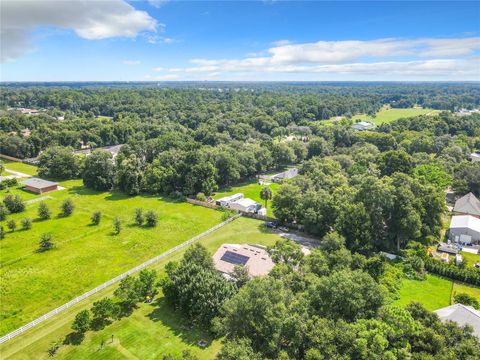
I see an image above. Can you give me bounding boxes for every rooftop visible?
[232,198,257,208]
[212,244,275,277]
[21,177,58,189]
[454,192,480,216]
[450,215,480,233]
[434,304,480,338]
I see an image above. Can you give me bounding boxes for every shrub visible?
[38,233,54,252]
[196,192,207,202]
[113,217,121,235]
[72,310,91,333]
[145,210,158,227]
[424,258,480,286]
[0,226,4,240]
[3,194,25,213]
[61,198,75,216]
[7,219,16,232]
[0,205,9,221]
[91,211,102,225]
[38,201,51,220]
[454,292,479,309]
[21,218,32,230]
[134,208,144,226]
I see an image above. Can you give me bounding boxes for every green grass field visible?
[213,179,280,217]
[395,273,480,311]
[460,251,480,266]
[1,160,38,176]
[0,178,225,335]
[0,217,282,360]
[324,106,441,126]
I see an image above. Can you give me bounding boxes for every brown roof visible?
[212,244,275,277]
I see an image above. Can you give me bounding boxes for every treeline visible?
[160,238,480,360]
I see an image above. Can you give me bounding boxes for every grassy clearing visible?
[1,160,38,176]
[460,251,480,266]
[394,274,453,311]
[0,217,282,360]
[214,179,280,217]
[324,106,441,126]
[452,282,480,300]
[0,178,224,335]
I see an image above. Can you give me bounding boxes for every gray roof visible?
[21,177,58,189]
[434,304,480,338]
[454,192,480,216]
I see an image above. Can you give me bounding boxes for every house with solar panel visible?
[212,244,275,277]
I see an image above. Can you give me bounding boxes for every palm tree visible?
[260,187,273,209]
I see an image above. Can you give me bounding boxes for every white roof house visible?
[454,192,480,217]
[212,244,275,277]
[229,198,258,213]
[434,304,480,338]
[471,153,480,162]
[216,193,244,207]
[449,215,480,245]
[351,121,375,131]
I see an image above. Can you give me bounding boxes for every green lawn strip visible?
[452,282,480,301]
[0,180,224,334]
[394,274,453,311]
[1,160,38,176]
[0,217,281,360]
[460,251,480,266]
[213,179,280,217]
[323,107,441,126]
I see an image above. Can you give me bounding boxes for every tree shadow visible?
[146,298,215,348]
[63,331,85,345]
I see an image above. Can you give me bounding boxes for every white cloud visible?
[163,37,480,80]
[154,74,179,80]
[1,0,157,62]
[123,60,141,65]
[148,0,169,8]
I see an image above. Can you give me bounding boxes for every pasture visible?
[0,176,224,335]
[0,217,282,360]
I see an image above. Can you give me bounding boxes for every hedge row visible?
[425,258,480,286]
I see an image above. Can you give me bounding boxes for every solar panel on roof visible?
[220,251,249,265]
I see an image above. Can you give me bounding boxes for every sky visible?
[1,0,479,82]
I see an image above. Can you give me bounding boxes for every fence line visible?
[0,214,241,344]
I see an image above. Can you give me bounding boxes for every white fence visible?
[0,214,241,344]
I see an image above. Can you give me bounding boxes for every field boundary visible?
[0,213,242,344]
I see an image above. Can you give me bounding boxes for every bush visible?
[91,211,102,225]
[7,219,16,232]
[145,210,158,227]
[61,198,75,216]
[38,233,54,252]
[72,310,91,333]
[196,192,207,202]
[454,292,479,309]
[21,218,32,230]
[113,217,121,235]
[0,226,5,239]
[38,201,51,220]
[134,208,144,226]
[0,205,9,221]
[3,194,25,213]
[0,178,17,190]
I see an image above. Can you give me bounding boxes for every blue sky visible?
[1,1,479,81]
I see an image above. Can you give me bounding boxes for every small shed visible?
[21,178,58,194]
[351,121,375,131]
[229,198,258,213]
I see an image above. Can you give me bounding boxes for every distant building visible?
[212,244,275,277]
[434,304,480,338]
[228,198,258,213]
[21,177,58,194]
[453,192,480,217]
[471,153,480,162]
[216,193,244,207]
[351,121,375,131]
[20,128,31,138]
[449,215,480,245]
[271,168,298,183]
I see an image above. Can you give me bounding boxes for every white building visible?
[449,215,480,245]
[471,153,480,162]
[351,121,375,131]
[229,198,258,213]
[216,193,244,207]
[434,304,480,338]
[453,192,480,217]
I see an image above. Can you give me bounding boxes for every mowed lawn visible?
[395,273,480,311]
[0,178,224,335]
[1,160,38,176]
[0,217,282,360]
[325,106,441,126]
[214,180,280,217]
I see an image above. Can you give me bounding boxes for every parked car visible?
[278,226,289,232]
